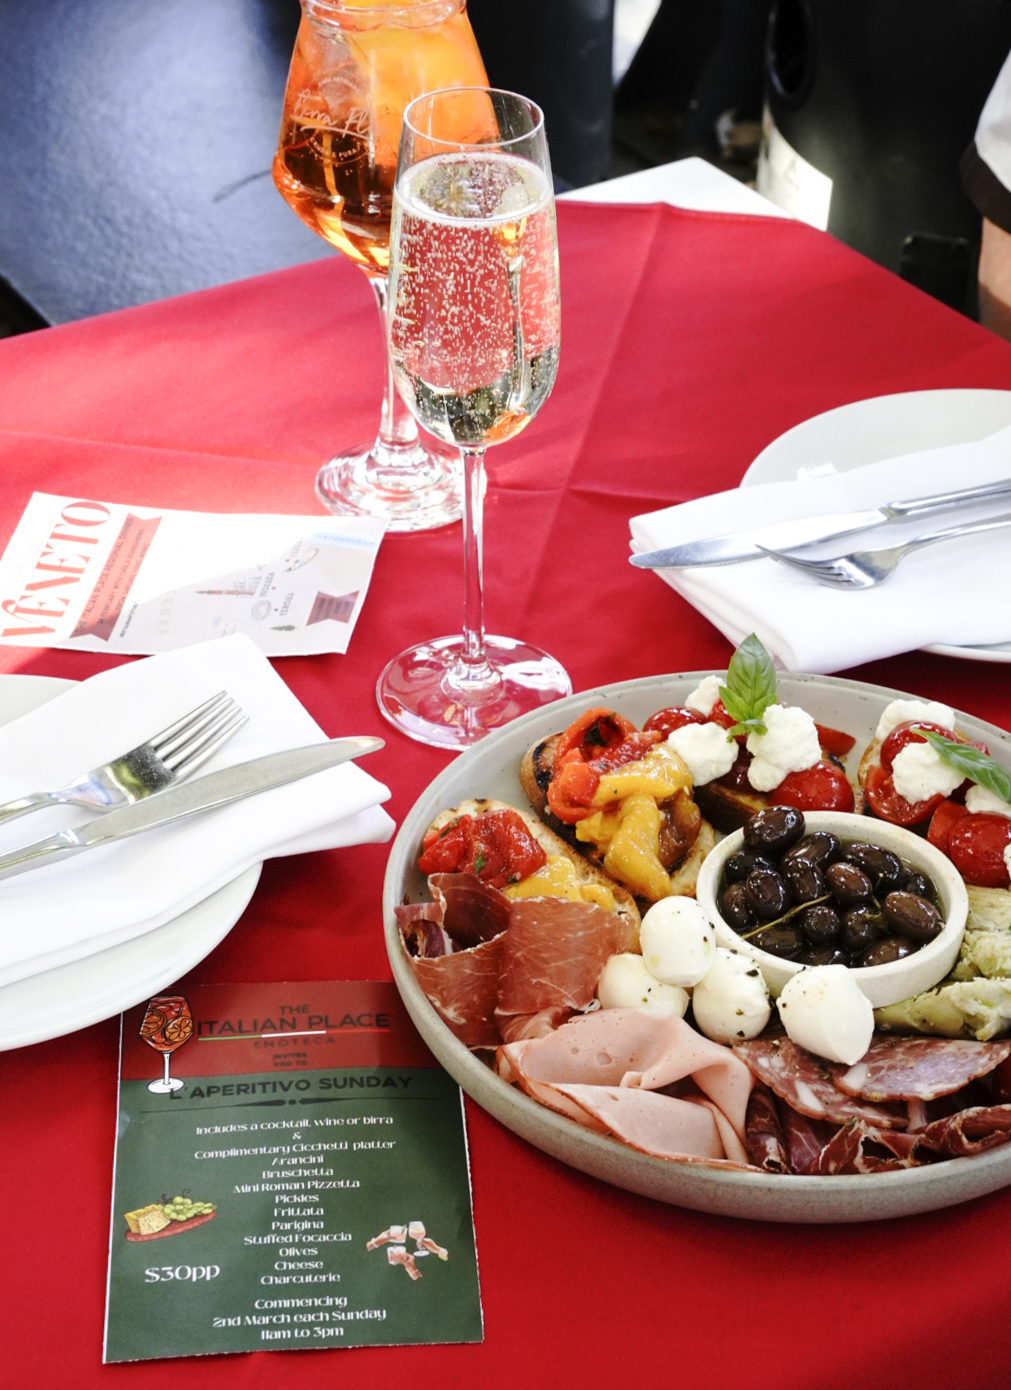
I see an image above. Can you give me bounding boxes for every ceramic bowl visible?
[695,810,968,1008]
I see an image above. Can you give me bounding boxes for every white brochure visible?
[0,494,386,656]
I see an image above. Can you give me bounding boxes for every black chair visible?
[0,0,615,327]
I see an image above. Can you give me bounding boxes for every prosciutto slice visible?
[494,897,636,1042]
[744,1083,790,1173]
[912,1104,1011,1160]
[498,1009,754,1164]
[810,1121,919,1175]
[733,1037,907,1129]
[832,1037,1011,1103]
[406,934,506,1049]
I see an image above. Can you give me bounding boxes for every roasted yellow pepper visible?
[591,743,691,807]
[503,855,616,912]
[603,793,671,902]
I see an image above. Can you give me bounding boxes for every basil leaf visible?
[719,633,778,737]
[473,851,487,875]
[915,729,1011,804]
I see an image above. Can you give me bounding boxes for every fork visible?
[0,690,247,826]
[757,511,1011,589]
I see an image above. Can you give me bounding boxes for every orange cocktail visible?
[273,0,488,278]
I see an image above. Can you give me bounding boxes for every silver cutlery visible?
[0,690,247,826]
[0,736,383,883]
[757,511,1011,589]
[629,476,1011,568]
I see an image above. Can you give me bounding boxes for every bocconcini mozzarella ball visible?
[639,896,716,987]
[596,953,690,1016]
[691,948,771,1044]
[776,965,873,1064]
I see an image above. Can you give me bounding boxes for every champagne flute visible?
[272,0,488,531]
[378,88,571,748]
[140,995,193,1094]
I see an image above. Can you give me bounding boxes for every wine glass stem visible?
[459,447,489,676]
[162,1052,172,1086]
[368,275,421,455]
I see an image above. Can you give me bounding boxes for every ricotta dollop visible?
[666,720,737,787]
[890,741,964,803]
[745,704,821,793]
[685,675,722,717]
[875,699,955,742]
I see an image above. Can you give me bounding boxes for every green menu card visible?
[104,981,483,1363]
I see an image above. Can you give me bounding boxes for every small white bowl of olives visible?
[695,809,968,1008]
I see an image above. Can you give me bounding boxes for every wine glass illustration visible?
[140,995,194,1094]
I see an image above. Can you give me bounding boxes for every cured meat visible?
[833,1036,1011,1103]
[810,1121,918,1175]
[733,1037,907,1129]
[744,1083,790,1173]
[912,1104,1011,1160]
[781,1107,840,1175]
[498,1008,754,1162]
[549,1084,751,1167]
[406,934,506,1049]
[494,897,636,1043]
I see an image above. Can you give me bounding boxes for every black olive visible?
[882,891,943,943]
[742,806,805,857]
[799,903,841,944]
[748,924,805,959]
[840,905,887,953]
[844,844,905,894]
[781,831,843,869]
[825,861,874,908]
[719,882,755,931]
[862,937,915,967]
[724,850,776,885]
[798,945,848,967]
[744,866,791,920]
[782,858,825,904]
[902,871,934,900]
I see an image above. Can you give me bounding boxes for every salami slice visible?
[733,1037,907,1129]
[833,1036,1011,1103]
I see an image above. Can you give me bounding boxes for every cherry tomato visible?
[813,723,857,757]
[879,720,987,775]
[418,809,547,889]
[946,813,1011,888]
[864,762,944,827]
[927,799,970,853]
[708,699,738,731]
[642,706,706,739]
[774,761,855,813]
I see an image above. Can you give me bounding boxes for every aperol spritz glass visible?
[140,995,193,1094]
[272,0,488,530]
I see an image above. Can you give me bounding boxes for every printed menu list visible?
[105,981,483,1363]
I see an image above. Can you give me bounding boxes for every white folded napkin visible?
[630,422,1011,672]
[0,634,394,986]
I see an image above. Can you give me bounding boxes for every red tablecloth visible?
[3,202,1011,1389]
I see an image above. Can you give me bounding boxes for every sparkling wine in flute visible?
[389,152,560,446]
[140,995,193,1094]
[378,89,570,749]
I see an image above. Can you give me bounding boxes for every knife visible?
[0,736,383,883]
[629,476,1011,568]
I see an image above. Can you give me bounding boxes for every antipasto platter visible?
[382,669,1011,1223]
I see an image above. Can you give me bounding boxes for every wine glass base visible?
[147,1077,185,1094]
[377,634,572,749]
[316,439,462,533]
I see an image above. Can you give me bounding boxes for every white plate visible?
[0,676,261,1051]
[383,671,1011,1223]
[742,388,1011,663]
